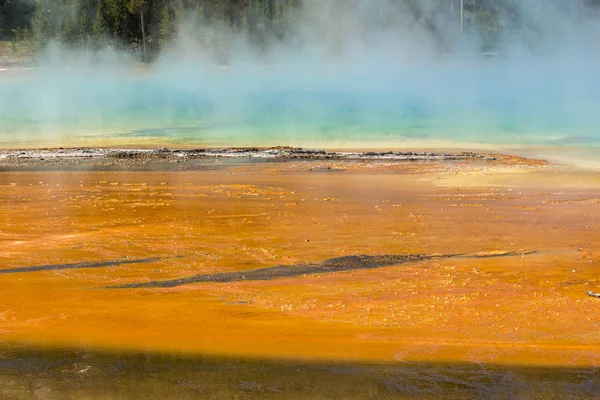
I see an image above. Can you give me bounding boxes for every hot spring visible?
[1,54,600,153]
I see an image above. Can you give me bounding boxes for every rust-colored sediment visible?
[1,157,600,367]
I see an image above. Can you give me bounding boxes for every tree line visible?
[1,0,600,62]
[0,0,303,61]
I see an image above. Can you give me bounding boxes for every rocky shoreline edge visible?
[1,147,497,161]
[0,146,546,171]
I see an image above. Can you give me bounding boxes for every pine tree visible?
[78,11,88,48]
[273,0,283,38]
[12,27,20,53]
[250,0,268,44]
[241,3,250,37]
[61,17,78,45]
[92,1,107,48]
[104,0,126,38]
[159,6,174,50]
[126,0,148,62]
[285,0,301,28]
[193,2,204,26]
[30,0,52,52]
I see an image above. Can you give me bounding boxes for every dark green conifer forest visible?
[1,0,600,62]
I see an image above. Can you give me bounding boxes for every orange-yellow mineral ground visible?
[1,155,600,398]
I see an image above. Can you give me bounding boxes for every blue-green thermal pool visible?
[2,59,600,156]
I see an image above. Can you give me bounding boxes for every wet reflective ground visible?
[1,157,600,397]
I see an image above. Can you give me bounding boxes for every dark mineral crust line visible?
[0,147,497,162]
[108,251,535,289]
[0,257,178,274]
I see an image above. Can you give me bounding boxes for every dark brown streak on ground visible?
[108,251,535,289]
[0,257,180,274]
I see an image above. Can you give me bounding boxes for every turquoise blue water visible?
[1,59,600,149]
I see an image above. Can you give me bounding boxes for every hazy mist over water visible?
[2,0,600,150]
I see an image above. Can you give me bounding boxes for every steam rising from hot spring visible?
[1,0,600,149]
